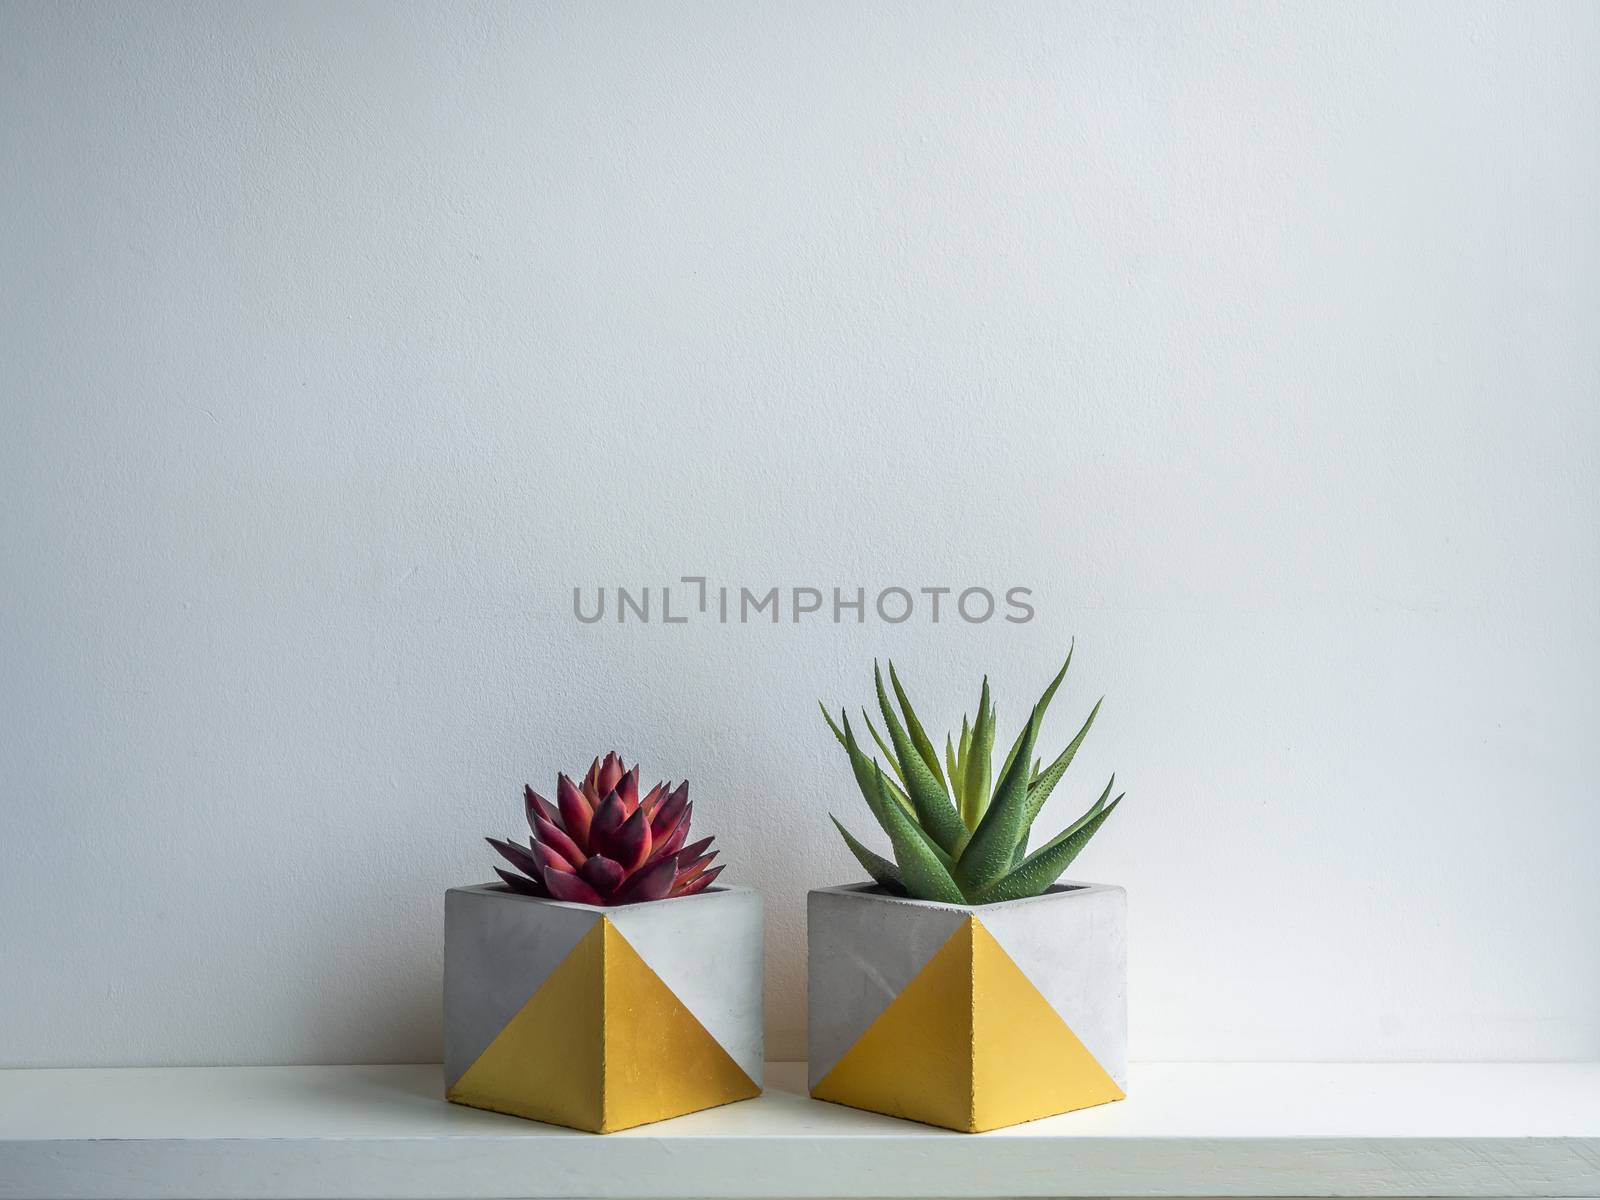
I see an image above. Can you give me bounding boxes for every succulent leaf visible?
[956,653,1074,891]
[640,781,665,814]
[868,763,966,903]
[615,767,640,814]
[1019,697,1101,832]
[487,836,544,880]
[962,679,994,829]
[532,813,587,871]
[975,790,1121,904]
[677,864,722,896]
[887,661,949,790]
[861,711,907,787]
[883,770,916,817]
[839,713,955,869]
[874,662,967,855]
[955,716,973,815]
[524,785,560,832]
[596,753,624,797]
[546,869,607,905]
[824,702,911,813]
[650,782,689,842]
[610,806,653,872]
[826,703,913,816]
[494,865,547,897]
[675,851,718,888]
[555,774,593,848]
[589,790,628,852]
[944,734,960,809]
[656,810,691,859]
[954,706,1041,893]
[819,700,846,743]
[579,855,626,894]
[830,814,905,894]
[1015,775,1111,865]
[533,840,577,875]
[676,835,714,865]
[1001,643,1073,784]
[614,854,677,904]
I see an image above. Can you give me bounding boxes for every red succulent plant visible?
[488,752,720,906]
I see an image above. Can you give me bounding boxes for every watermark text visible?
[572,578,1035,625]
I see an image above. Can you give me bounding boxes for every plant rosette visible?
[810,649,1129,1131]
[443,754,762,1133]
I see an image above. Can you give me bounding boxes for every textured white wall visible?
[3,0,1598,1068]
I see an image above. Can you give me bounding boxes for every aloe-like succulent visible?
[488,752,719,905]
[821,647,1123,904]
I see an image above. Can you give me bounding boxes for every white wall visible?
[3,0,1597,1068]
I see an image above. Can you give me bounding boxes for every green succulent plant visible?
[820,646,1123,904]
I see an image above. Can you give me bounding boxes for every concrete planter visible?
[808,881,1126,1132]
[444,884,763,1133]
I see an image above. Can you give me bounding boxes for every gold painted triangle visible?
[446,918,606,1131]
[810,916,977,1131]
[970,918,1124,1131]
[599,920,760,1132]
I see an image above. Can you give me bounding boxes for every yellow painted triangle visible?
[812,917,1126,1132]
[810,916,977,1131]
[446,919,605,1131]
[599,920,760,1132]
[970,918,1125,1131]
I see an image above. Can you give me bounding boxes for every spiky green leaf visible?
[944,733,960,810]
[822,702,913,816]
[819,700,845,745]
[975,790,1122,903]
[875,662,967,856]
[956,717,972,815]
[954,654,1073,892]
[955,707,1040,891]
[1014,774,1112,865]
[888,661,948,790]
[1018,696,1102,837]
[867,763,965,903]
[839,712,954,869]
[829,815,905,894]
[998,643,1072,785]
[880,766,916,817]
[862,710,906,787]
[962,679,994,828]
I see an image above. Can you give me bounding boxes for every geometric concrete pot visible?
[807,881,1126,1132]
[444,883,763,1132]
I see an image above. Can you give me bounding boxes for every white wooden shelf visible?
[2,1061,1598,1198]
